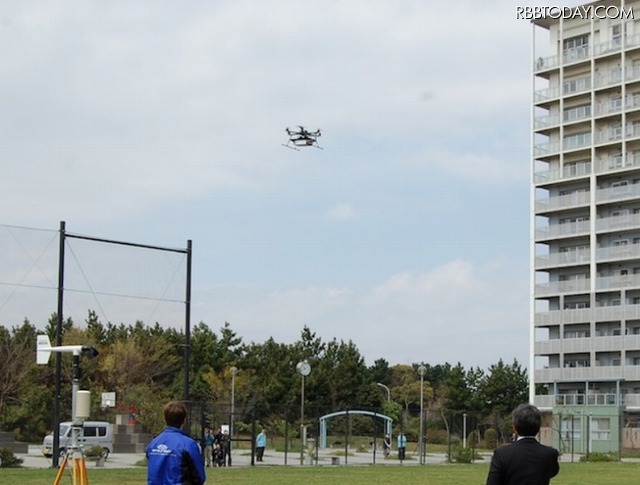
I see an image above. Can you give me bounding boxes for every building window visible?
[564,104,591,122]
[564,132,591,149]
[564,35,589,49]
[612,24,623,47]
[591,418,611,441]
[561,415,581,440]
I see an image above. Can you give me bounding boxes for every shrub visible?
[449,445,480,464]
[484,428,497,450]
[0,448,24,468]
[426,428,450,445]
[83,445,105,458]
[579,452,619,462]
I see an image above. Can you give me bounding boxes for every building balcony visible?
[625,33,640,51]
[595,153,640,174]
[535,249,590,269]
[594,101,623,117]
[534,114,561,130]
[535,393,640,408]
[535,162,591,185]
[595,68,623,89]
[535,191,590,213]
[595,184,640,204]
[624,394,640,407]
[534,365,640,383]
[595,212,640,233]
[535,305,640,326]
[596,244,640,263]
[534,34,640,74]
[534,141,561,157]
[597,273,640,291]
[534,85,561,103]
[535,220,590,241]
[535,279,590,297]
[535,336,628,355]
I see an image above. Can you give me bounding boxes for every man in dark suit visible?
[486,403,559,485]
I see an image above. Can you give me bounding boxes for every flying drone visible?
[283,126,322,151]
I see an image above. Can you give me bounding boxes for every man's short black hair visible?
[512,403,541,437]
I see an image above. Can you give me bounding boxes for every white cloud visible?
[324,204,356,221]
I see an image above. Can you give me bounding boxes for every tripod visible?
[52,425,89,485]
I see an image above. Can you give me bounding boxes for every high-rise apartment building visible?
[532,1,640,453]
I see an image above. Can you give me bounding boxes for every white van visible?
[42,421,113,458]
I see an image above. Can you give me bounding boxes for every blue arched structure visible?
[318,410,393,449]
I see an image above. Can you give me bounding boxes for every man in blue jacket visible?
[147,401,206,485]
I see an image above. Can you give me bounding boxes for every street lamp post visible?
[230,366,238,465]
[376,383,391,403]
[463,413,467,449]
[376,382,392,446]
[418,365,427,465]
[296,360,311,466]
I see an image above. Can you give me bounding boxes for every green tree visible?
[478,359,528,442]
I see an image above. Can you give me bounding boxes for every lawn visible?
[1,462,640,485]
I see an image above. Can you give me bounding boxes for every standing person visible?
[486,403,559,485]
[382,433,391,459]
[223,429,232,466]
[255,428,267,462]
[147,401,206,485]
[213,427,225,467]
[397,432,407,460]
[203,428,214,467]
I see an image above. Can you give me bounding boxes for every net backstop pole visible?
[183,240,192,405]
[52,220,66,468]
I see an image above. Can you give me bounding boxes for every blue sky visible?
[0,1,586,369]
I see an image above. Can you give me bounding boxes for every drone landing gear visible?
[281,144,323,151]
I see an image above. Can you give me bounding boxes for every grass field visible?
[1,462,640,485]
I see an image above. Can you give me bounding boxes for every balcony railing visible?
[535,220,590,241]
[535,365,640,382]
[534,141,561,157]
[535,393,640,408]
[595,153,640,173]
[535,305,640,326]
[535,279,590,297]
[535,190,590,213]
[595,211,640,233]
[595,68,623,89]
[624,394,640,407]
[595,183,640,204]
[535,162,592,184]
[597,273,640,291]
[536,274,640,296]
[596,244,640,263]
[534,114,561,130]
[536,336,626,354]
[535,249,590,269]
[534,35,640,73]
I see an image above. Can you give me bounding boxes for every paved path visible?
[17,444,489,469]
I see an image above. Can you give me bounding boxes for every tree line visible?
[0,311,528,445]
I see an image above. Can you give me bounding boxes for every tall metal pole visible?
[52,220,66,468]
[300,374,305,466]
[418,365,427,465]
[183,240,192,406]
[463,413,467,448]
[230,366,237,465]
